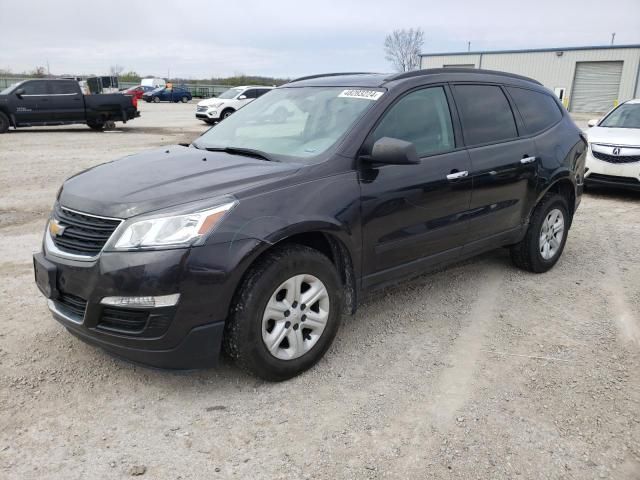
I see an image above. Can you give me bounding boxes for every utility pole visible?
[610,33,616,45]
[46,60,50,76]
[467,41,471,52]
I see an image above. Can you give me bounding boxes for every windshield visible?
[217,88,244,100]
[0,82,21,95]
[194,86,383,160]
[150,87,164,93]
[600,103,640,129]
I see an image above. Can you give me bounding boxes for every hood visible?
[59,145,300,218]
[197,98,229,107]
[586,126,640,146]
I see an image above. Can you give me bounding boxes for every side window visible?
[256,89,270,98]
[50,81,78,95]
[453,84,518,146]
[21,81,49,95]
[370,87,455,157]
[242,89,257,99]
[507,87,563,135]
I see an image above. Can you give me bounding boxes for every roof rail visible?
[385,68,542,85]
[288,72,376,83]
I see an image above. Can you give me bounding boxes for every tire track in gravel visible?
[587,198,640,347]
[380,264,504,476]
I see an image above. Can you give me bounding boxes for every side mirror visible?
[238,95,247,100]
[587,118,599,128]
[15,88,25,98]
[365,137,420,165]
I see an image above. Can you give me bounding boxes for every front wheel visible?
[224,244,343,381]
[221,109,234,120]
[153,96,160,103]
[0,112,10,133]
[510,193,570,273]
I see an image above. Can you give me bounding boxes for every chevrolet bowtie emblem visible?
[49,219,66,237]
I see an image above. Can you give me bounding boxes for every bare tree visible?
[109,64,124,76]
[31,66,47,77]
[384,28,424,72]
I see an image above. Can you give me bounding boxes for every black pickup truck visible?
[0,78,140,133]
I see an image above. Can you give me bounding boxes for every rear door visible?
[451,83,537,248]
[49,81,84,122]
[360,85,472,288]
[13,80,51,125]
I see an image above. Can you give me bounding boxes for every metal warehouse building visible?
[420,45,640,113]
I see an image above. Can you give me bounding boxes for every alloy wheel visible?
[261,274,330,360]
[539,208,565,260]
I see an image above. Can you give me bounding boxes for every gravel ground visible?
[0,103,639,479]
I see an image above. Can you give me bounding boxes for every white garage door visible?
[570,61,623,113]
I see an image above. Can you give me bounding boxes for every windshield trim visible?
[193,85,387,164]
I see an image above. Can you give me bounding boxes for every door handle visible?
[446,170,469,180]
[521,156,537,164]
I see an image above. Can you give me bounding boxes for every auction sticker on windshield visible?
[338,89,384,101]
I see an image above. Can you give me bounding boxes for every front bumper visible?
[195,108,219,120]
[585,150,640,190]
[34,237,262,369]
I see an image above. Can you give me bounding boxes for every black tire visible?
[181,96,189,103]
[224,244,343,381]
[510,193,570,273]
[153,96,160,103]
[87,121,104,131]
[0,111,10,133]
[221,108,234,120]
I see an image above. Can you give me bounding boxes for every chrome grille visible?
[592,150,640,164]
[51,205,121,256]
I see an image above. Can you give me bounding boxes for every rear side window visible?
[370,86,455,157]
[50,81,78,95]
[507,87,562,135]
[453,84,517,146]
[256,89,271,97]
[21,81,49,95]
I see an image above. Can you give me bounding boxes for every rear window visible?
[453,84,518,146]
[507,87,562,134]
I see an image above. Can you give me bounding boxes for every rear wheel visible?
[0,112,9,133]
[224,244,342,381]
[87,121,104,131]
[181,96,189,103]
[510,193,570,273]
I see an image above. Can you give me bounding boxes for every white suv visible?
[195,86,273,124]
[585,99,640,191]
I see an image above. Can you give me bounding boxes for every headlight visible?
[112,201,236,250]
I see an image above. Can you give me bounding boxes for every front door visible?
[360,86,473,289]
[451,83,538,246]
[12,80,51,125]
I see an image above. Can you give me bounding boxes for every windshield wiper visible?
[203,146,275,162]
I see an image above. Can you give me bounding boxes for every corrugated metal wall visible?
[421,47,640,113]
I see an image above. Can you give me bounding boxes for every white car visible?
[195,86,273,124]
[585,99,640,191]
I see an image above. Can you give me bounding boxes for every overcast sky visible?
[1,0,639,79]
